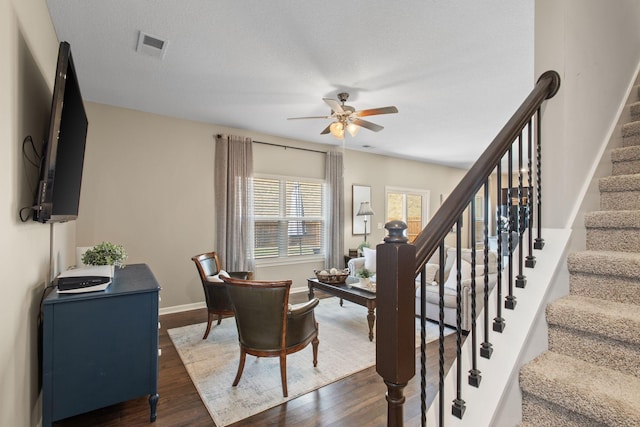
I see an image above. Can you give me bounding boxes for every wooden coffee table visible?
[307,277,377,341]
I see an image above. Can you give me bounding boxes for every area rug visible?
[168,297,451,426]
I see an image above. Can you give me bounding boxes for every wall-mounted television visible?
[33,41,88,223]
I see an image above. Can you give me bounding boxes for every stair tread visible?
[547,295,640,344]
[520,351,640,425]
[600,173,640,191]
[585,209,640,228]
[568,250,640,277]
[612,145,640,162]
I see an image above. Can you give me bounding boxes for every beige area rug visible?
[168,297,451,426]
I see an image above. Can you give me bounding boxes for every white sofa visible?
[348,246,498,331]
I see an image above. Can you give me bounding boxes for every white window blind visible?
[254,176,325,260]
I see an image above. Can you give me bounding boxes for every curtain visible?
[325,151,344,269]
[214,134,255,273]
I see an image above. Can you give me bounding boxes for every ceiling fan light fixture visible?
[330,121,344,140]
[346,122,360,137]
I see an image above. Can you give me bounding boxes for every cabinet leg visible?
[149,393,159,422]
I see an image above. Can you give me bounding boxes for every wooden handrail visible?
[412,71,561,277]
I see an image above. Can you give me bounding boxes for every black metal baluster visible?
[481,179,493,358]
[534,107,545,250]
[493,162,506,333]
[468,198,481,387]
[452,220,466,419]
[505,147,517,310]
[526,119,536,268]
[420,264,427,427]
[516,133,527,288]
[438,242,446,427]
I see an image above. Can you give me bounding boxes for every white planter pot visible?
[359,277,371,287]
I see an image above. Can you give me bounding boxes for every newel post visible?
[376,221,416,427]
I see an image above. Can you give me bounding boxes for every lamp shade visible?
[346,122,360,137]
[357,201,374,216]
[330,121,344,139]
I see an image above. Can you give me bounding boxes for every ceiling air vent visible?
[136,31,168,59]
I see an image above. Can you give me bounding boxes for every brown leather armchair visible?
[191,252,252,339]
[222,276,320,397]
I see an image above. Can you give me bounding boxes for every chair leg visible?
[202,312,214,340]
[232,348,247,387]
[279,353,288,397]
[312,335,319,367]
[216,313,222,325]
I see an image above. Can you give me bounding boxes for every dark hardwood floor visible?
[54,293,459,427]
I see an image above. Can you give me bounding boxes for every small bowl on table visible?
[314,269,349,284]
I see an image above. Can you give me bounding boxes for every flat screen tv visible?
[33,41,88,223]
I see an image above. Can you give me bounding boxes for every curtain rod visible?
[254,140,327,154]
[216,134,326,154]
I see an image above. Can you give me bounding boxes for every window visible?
[385,187,429,242]
[254,175,325,262]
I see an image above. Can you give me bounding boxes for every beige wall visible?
[77,103,467,305]
[1,0,77,425]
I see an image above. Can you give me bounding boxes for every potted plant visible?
[81,241,127,276]
[356,267,374,287]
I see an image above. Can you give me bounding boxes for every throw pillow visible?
[424,264,439,283]
[443,259,472,290]
[209,269,230,282]
[363,247,376,272]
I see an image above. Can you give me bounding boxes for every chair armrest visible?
[460,273,497,292]
[347,257,365,275]
[288,298,320,318]
[229,271,253,280]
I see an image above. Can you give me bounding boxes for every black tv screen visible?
[34,41,88,223]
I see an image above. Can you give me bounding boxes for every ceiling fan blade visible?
[287,115,331,120]
[323,98,344,114]
[320,124,331,135]
[351,118,384,132]
[354,106,398,117]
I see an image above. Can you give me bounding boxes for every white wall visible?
[76,103,467,308]
[1,0,77,425]
[537,0,640,229]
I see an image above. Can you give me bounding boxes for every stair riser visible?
[612,160,640,175]
[586,229,640,252]
[548,326,640,379]
[570,273,640,305]
[601,191,640,210]
[521,392,602,427]
[623,133,640,147]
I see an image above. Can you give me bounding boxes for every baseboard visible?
[159,301,206,316]
[160,287,308,316]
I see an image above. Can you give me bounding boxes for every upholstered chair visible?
[191,252,252,339]
[222,276,320,397]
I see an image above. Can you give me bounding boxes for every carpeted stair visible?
[519,86,640,426]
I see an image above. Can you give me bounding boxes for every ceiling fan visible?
[287,92,398,140]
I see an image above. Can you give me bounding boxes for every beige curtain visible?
[214,134,255,272]
[325,151,344,268]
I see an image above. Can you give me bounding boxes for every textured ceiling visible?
[46,0,533,168]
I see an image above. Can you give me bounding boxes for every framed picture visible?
[352,184,371,235]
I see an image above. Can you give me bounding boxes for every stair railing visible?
[375,70,561,426]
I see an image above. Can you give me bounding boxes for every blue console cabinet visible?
[42,263,160,426]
